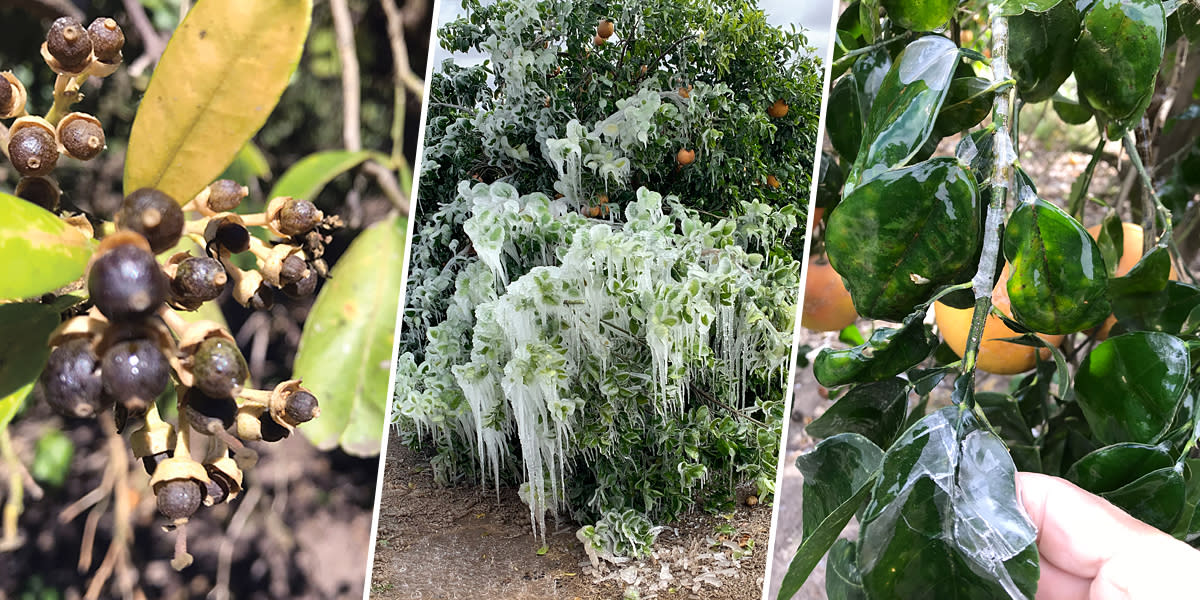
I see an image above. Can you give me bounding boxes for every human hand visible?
[1016,472,1200,599]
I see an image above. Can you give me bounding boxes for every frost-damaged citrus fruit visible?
[802,255,858,332]
[934,265,1065,374]
[676,148,695,165]
[1086,222,1178,339]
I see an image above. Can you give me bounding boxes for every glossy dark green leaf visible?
[998,0,1063,15]
[796,433,884,539]
[1111,281,1200,335]
[1053,99,1094,125]
[1008,0,1080,102]
[825,539,867,600]
[813,319,937,387]
[1041,403,1103,478]
[1101,467,1185,532]
[1095,212,1124,277]
[859,407,1039,599]
[1167,0,1200,44]
[817,152,846,210]
[934,77,994,137]
[1074,0,1166,135]
[828,158,981,320]
[0,303,60,402]
[1075,332,1189,444]
[1003,198,1110,334]
[1065,443,1173,493]
[827,74,864,164]
[779,434,882,600]
[880,0,957,30]
[807,378,909,448]
[1174,459,1200,539]
[976,392,1041,472]
[848,36,959,188]
[851,45,892,131]
[1109,245,1173,296]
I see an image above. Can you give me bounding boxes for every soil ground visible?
[370,440,771,600]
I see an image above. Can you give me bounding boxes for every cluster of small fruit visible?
[8,17,335,570]
[3,16,125,208]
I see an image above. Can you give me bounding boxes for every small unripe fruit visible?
[38,338,103,419]
[191,338,248,399]
[9,122,59,177]
[277,198,322,236]
[101,339,170,414]
[172,256,228,303]
[88,18,124,63]
[205,180,247,213]
[57,113,106,161]
[117,188,183,254]
[16,176,60,212]
[88,240,169,321]
[46,17,92,72]
[156,479,204,522]
[284,390,319,425]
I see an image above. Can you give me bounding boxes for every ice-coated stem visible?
[957,13,1016,413]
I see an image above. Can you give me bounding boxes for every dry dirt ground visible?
[370,441,771,600]
[764,129,1123,600]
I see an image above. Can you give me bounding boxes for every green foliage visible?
[395,0,820,555]
[0,195,94,301]
[786,0,1200,598]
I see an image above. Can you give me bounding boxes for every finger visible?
[1015,472,1156,579]
[1034,556,1091,600]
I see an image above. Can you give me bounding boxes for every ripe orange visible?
[801,255,858,332]
[679,86,692,98]
[768,99,789,118]
[676,148,695,165]
[766,175,781,189]
[1086,222,1178,338]
[934,265,1065,374]
[598,19,615,39]
[593,34,606,46]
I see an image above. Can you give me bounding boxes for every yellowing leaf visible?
[294,216,407,456]
[124,0,312,203]
[0,194,94,300]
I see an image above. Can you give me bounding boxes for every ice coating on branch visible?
[897,36,958,91]
[974,204,1007,300]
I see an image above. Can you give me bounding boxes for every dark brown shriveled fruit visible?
[88,18,124,63]
[206,180,246,212]
[118,188,183,254]
[16,177,60,212]
[278,198,321,235]
[38,338,103,418]
[281,270,318,299]
[284,390,319,425]
[88,242,168,320]
[59,116,105,161]
[46,17,92,72]
[9,125,58,177]
[278,254,308,286]
[156,479,203,521]
[172,256,227,303]
[102,339,170,414]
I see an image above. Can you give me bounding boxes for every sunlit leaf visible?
[0,195,94,300]
[294,215,407,456]
[1075,332,1190,445]
[125,0,313,203]
[0,303,61,404]
[1074,0,1166,135]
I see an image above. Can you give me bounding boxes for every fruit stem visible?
[1121,131,1194,283]
[45,72,88,126]
[958,13,1016,411]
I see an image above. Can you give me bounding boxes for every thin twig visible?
[329,0,362,152]
[122,0,166,77]
[363,161,411,214]
[380,0,426,99]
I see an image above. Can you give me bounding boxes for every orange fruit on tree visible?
[934,265,1066,375]
[676,148,695,165]
[598,19,615,39]
[768,99,789,118]
[1086,222,1178,339]
[802,255,858,332]
[593,34,606,46]
[678,86,692,98]
[766,175,781,189]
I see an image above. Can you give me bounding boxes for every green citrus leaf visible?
[826,74,863,164]
[0,195,94,300]
[933,76,994,137]
[0,303,59,404]
[124,0,313,203]
[859,407,1040,599]
[1074,0,1165,135]
[1008,0,1080,102]
[779,433,882,600]
[827,158,981,320]
[806,378,909,449]
[294,215,407,456]
[1111,280,1200,335]
[218,140,272,186]
[814,316,936,387]
[880,0,957,31]
[267,150,380,202]
[1075,332,1190,445]
[1003,198,1111,334]
[848,35,958,189]
[825,539,867,600]
[1065,442,1173,493]
[1100,467,1185,532]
